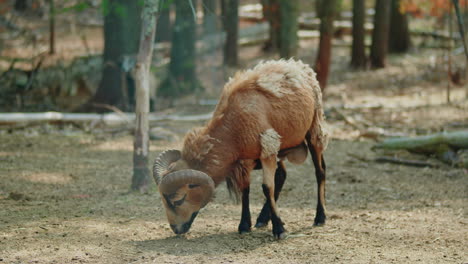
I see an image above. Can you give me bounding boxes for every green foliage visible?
[102,0,127,18]
[160,0,174,9]
[102,0,110,16]
[58,2,91,14]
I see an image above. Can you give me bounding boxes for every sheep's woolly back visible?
[216,59,324,116]
[220,58,328,151]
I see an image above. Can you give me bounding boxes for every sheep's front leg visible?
[261,156,287,239]
[238,186,252,234]
[255,161,286,228]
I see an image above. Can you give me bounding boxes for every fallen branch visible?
[330,107,362,130]
[375,156,437,168]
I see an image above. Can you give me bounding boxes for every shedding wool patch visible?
[260,129,282,158]
[255,59,321,100]
[257,72,290,98]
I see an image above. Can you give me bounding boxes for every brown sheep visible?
[154,59,329,239]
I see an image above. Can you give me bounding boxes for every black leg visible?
[238,186,252,234]
[306,138,327,226]
[262,184,286,239]
[255,161,287,228]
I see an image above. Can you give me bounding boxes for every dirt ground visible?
[1,77,467,264]
[0,126,467,264]
[1,10,468,263]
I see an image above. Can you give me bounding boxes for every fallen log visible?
[374,131,468,151]
[0,111,214,127]
[374,131,468,167]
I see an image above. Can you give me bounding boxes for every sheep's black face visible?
[170,211,198,234]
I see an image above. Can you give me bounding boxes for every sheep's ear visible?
[153,149,181,185]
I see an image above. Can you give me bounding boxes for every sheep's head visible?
[153,150,214,235]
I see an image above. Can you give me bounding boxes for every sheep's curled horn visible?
[153,150,215,207]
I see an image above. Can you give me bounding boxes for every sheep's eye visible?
[173,194,186,206]
[188,184,200,189]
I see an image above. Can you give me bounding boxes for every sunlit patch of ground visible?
[0,131,466,263]
[18,171,73,184]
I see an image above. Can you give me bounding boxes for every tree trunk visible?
[452,0,468,61]
[14,0,27,11]
[278,0,299,58]
[49,0,55,55]
[314,0,340,90]
[132,0,159,193]
[221,0,239,66]
[261,0,280,52]
[351,0,366,68]
[155,1,172,43]
[370,0,391,68]
[203,0,218,36]
[84,0,142,112]
[158,0,201,98]
[388,0,411,53]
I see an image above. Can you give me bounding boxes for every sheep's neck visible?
[199,124,237,187]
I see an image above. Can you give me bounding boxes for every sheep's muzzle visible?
[153,149,215,234]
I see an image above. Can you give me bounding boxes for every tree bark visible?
[370,0,391,68]
[278,0,299,58]
[388,0,411,53]
[203,0,218,36]
[351,0,366,68]
[452,0,468,61]
[132,0,159,193]
[14,0,27,11]
[221,0,239,66]
[261,0,280,52]
[314,0,340,90]
[49,0,55,55]
[84,0,142,112]
[155,1,172,43]
[158,0,201,98]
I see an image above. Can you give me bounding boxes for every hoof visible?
[254,221,268,228]
[272,223,287,240]
[239,230,251,235]
[314,215,326,226]
[238,223,252,234]
[274,231,288,240]
[314,214,327,226]
[313,220,326,227]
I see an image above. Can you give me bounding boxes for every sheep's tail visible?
[309,106,329,152]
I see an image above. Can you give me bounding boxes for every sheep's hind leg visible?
[306,137,327,226]
[255,161,286,228]
[238,186,252,234]
[261,156,287,239]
